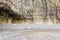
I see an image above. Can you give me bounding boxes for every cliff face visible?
[0,0,60,24]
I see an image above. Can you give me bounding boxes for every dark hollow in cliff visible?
[0,2,25,23]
